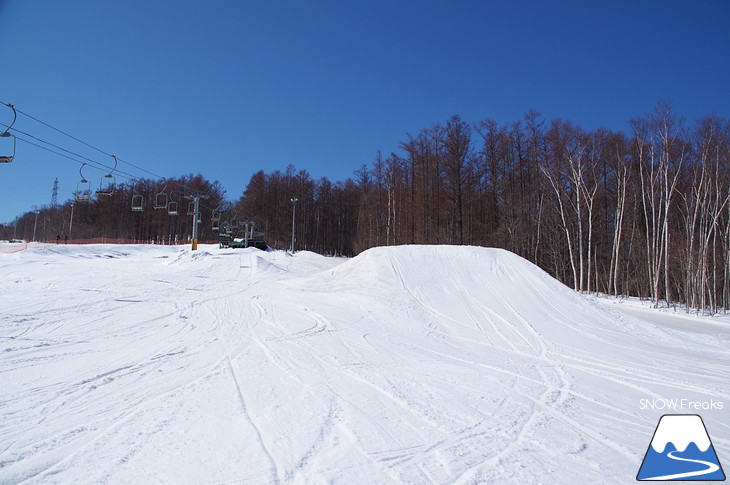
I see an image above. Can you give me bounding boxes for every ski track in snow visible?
[0,243,728,484]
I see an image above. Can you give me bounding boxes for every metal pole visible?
[32,211,39,242]
[291,197,298,253]
[69,202,75,239]
[244,221,250,248]
[192,195,200,250]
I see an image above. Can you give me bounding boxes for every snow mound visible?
[319,245,562,293]
[312,245,623,342]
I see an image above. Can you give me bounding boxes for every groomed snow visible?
[1,244,728,484]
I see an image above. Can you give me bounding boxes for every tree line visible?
[2,174,228,244]
[238,102,730,313]
[3,102,729,312]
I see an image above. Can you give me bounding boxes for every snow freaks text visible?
[639,399,724,411]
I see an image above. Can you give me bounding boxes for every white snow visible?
[590,293,730,335]
[1,243,728,484]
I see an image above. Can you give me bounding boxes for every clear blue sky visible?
[1,0,728,224]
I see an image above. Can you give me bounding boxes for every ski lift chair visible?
[96,155,117,196]
[131,194,145,212]
[0,134,16,163]
[211,209,222,230]
[154,192,168,209]
[168,200,178,216]
[75,164,92,202]
[154,182,169,209]
[0,104,17,163]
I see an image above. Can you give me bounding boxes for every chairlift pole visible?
[290,197,298,253]
[192,196,200,250]
[187,194,209,250]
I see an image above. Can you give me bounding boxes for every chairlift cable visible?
[6,120,163,181]
[0,102,163,178]
[12,135,102,168]
[2,100,114,159]
[12,135,138,180]
[3,102,228,213]
[9,126,119,173]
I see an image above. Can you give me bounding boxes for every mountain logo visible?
[637,414,725,481]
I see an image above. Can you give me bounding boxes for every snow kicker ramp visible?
[1,244,727,484]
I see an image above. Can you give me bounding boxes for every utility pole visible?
[32,210,39,242]
[186,194,209,250]
[290,197,298,253]
[68,202,75,239]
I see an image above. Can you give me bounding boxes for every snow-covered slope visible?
[1,244,728,484]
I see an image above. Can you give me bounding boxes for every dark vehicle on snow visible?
[218,222,268,251]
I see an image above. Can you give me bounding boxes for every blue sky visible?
[1,0,729,224]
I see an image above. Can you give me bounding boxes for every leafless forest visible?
[4,103,729,312]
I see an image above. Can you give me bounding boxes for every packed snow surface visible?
[1,244,728,484]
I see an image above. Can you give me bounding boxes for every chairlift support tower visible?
[51,178,59,207]
[185,194,209,250]
[291,197,298,253]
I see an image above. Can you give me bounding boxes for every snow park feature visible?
[0,243,728,484]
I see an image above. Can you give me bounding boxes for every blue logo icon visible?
[637,414,725,481]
